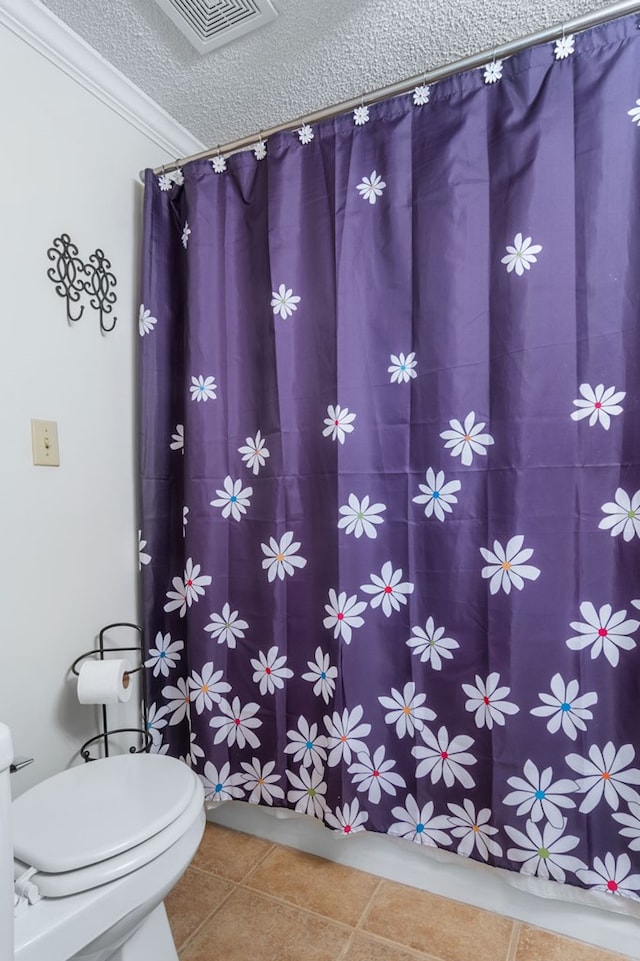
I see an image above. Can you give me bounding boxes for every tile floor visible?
[165,822,634,961]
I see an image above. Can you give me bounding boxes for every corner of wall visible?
[0,0,206,161]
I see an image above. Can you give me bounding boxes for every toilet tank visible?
[0,723,15,961]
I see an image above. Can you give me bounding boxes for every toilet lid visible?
[12,753,198,874]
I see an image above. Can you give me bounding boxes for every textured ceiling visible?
[42,0,614,152]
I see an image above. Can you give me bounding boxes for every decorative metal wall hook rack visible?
[71,622,151,762]
[47,233,118,334]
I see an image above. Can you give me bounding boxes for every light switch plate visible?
[31,419,60,467]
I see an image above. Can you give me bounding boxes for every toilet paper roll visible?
[77,658,133,705]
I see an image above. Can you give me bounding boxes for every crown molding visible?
[0,0,206,160]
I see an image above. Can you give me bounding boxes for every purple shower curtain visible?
[140,13,640,898]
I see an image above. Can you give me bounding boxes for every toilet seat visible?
[12,753,203,899]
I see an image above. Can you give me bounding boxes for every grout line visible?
[235,839,278,884]
[354,877,384,931]
[176,880,240,957]
[335,929,356,961]
[234,885,355,931]
[507,921,522,961]
[347,928,445,961]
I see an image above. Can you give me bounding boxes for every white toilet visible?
[0,722,205,961]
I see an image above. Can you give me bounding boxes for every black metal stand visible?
[71,622,151,762]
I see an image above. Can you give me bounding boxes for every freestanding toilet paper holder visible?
[71,622,152,762]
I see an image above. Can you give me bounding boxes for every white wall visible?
[0,0,203,796]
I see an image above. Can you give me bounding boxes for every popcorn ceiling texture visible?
[42,0,611,152]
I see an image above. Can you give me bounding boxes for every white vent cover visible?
[154,0,277,54]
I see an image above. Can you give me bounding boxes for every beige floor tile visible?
[245,843,380,926]
[165,866,234,951]
[515,924,634,961]
[178,887,352,961]
[344,931,442,961]
[362,881,514,961]
[191,821,274,881]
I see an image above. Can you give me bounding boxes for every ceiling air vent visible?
[154,0,277,54]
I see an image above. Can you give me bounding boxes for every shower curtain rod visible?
[151,0,640,177]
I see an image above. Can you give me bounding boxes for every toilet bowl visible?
[1,724,205,961]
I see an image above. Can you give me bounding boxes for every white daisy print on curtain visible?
[323,589,367,643]
[164,557,212,617]
[284,717,328,771]
[577,854,640,898]
[261,531,307,582]
[190,375,217,402]
[505,819,585,882]
[554,34,575,59]
[501,233,543,275]
[204,602,249,649]
[353,105,369,125]
[447,801,503,860]
[182,506,189,536]
[182,731,205,769]
[201,761,245,804]
[378,682,436,738]
[211,155,227,173]
[530,673,598,740]
[413,469,461,521]
[412,84,430,105]
[210,476,253,522]
[325,799,368,836]
[503,760,577,828]
[480,535,541,595]
[356,171,386,204]
[323,404,356,443]
[144,631,183,677]
[138,530,151,569]
[565,742,640,813]
[389,796,451,846]
[250,646,294,695]
[253,140,267,161]
[145,702,169,746]
[188,662,231,715]
[484,59,503,83]
[349,745,406,803]
[628,100,640,125]
[570,383,625,429]
[139,305,157,336]
[270,283,300,319]
[286,767,327,818]
[161,677,191,726]
[407,617,460,669]
[298,123,314,144]
[412,726,476,788]
[566,602,639,667]
[210,696,262,749]
[301,647,337,704]
[239,758,285,805]
[613,801,640,849]
[599,489,640,541]
[440,411,494,466]
[238,430,270,475]
[360,562,414,617]
[324,706,371,766]
[462,673,519,729]
[388,352,417,383]
[181,222,191,249]
[338,494,386,539]
[170,424,184,453]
